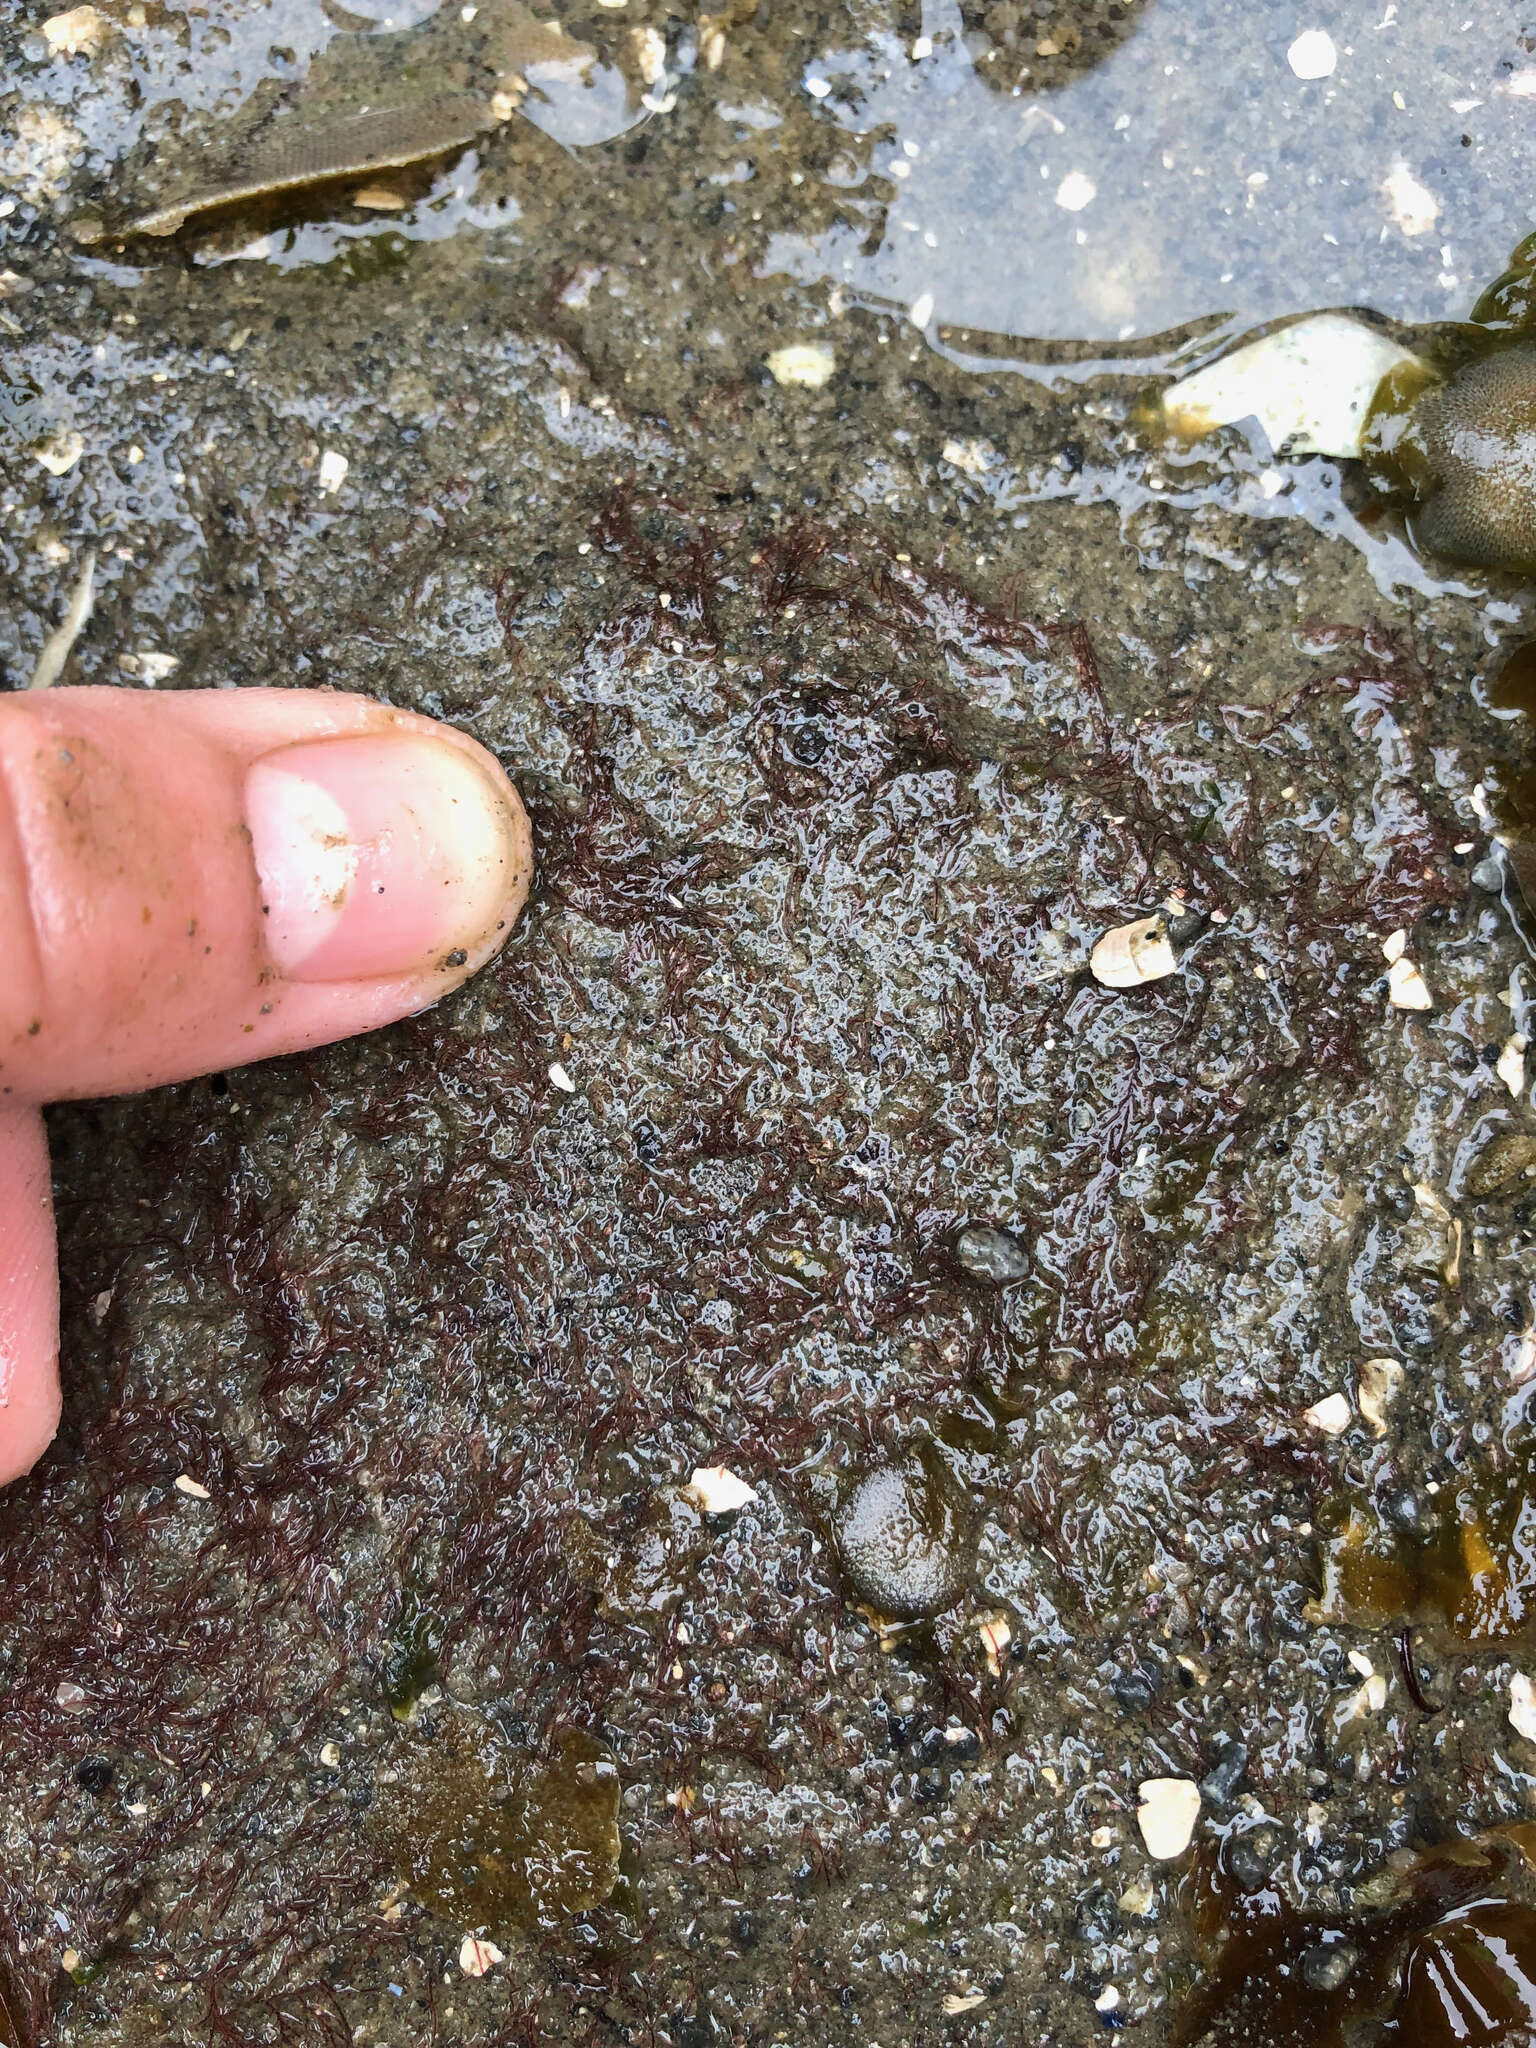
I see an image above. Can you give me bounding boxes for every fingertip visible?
[0,1104,61,1487]
[245,728,532,986]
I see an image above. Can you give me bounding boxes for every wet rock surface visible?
[834,1454,975,1620]
[1,0,1536,2044]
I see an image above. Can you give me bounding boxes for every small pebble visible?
[955,1224,1030,1284]
[317,450,348,495]
[1199,1738,1247,1808]
[1301,1940,1359,1992]
[835,1456,973,1620]
[55,1682,88,1713]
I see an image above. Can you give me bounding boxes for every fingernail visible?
[245,732,529,983]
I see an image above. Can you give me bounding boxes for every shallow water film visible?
[4,0,1536,2042]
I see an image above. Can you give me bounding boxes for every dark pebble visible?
[1200,1738,1248,1808]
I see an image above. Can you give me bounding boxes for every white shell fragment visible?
[547,1060,577,1093]
[1135,1777,1201,1861]
[1161,314,1423,460]
[33,429,84,476]
[320,1741,342,1767]
[174,1474,211,1499]
[317,449,349,495]
[42,6,109,56]
[1498,1034,1529,1099]
[458,1934,504,1977]
[1090,913,1177,989]
[1387,956,1433,1012]
[766,341,836,389]
[1511,1674,1536,1744]
[1382,162,1439,238]
[942,1992,987,2015]
[28,548,95,691]
[684,1464,759,1513]
[1287,29,1337,80]
[978,1611,1012,1677]
[1357,1358,1403,1438]
[1054,171,1096,213]
[1303,1391,1352,1437]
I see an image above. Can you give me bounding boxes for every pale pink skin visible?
[0,687,534,1486]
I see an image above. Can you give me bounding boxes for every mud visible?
[2,1,1536,2044]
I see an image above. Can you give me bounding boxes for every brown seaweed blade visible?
[84,93,502,242]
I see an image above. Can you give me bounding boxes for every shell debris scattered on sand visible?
[1161,314,1425,461]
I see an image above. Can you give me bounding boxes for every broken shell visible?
[1135,1777,1201,1860]
[28,548,95,691]
[766,342,836,390]
[683,1464,758,1514]
[174,1473,211,1499]
[1510,1675,1536,1744]
[1357,1358,1403,1438]
[978,1611,1012,1677]
[1090,912,1177,989]
[351,184,410,211]
[317,449,349,495]
[42,4,109,56]
[1161,313,1425,460]
[33,429,84,476]
[1498,1034,1529,1099]
[458,1933,504,1976]
[1287,28,1337,79]
[1303,1391,1352,1437]
[1387,955,1433,1011]
[88,94,503,242]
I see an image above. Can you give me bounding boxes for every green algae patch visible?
[380,1585,445,1721]
[380,1716,621,1937]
